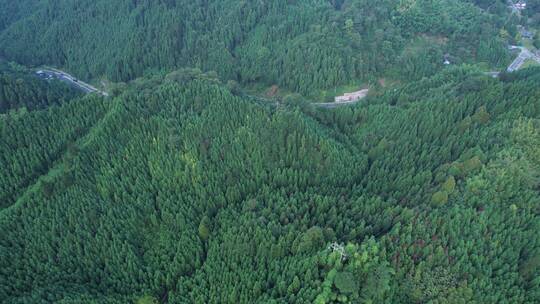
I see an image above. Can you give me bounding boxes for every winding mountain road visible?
[38,68,109,96]
[507,46,540,72]
[313,98,367,108]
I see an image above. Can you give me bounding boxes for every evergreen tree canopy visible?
[0,66,538,303]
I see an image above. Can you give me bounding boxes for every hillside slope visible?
[1,67,538,303]
[0,0,511,95]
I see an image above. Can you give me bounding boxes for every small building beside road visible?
[521,30,534,39]
[36,70,53,80]
[335,89,369,103]
[516,1,527,10]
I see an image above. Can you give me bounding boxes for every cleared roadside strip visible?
[38,67,109,97]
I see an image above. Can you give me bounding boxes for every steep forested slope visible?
[0,0,511,95]
[0,94,109,209]
[1,67,538,303]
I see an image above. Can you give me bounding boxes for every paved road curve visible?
[37,68,109,97]
[507,46,540,72]
[313,98,366,108]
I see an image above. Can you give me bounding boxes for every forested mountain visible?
[1,0,539,302]
[1,66,539,303]
[0,0,512,95]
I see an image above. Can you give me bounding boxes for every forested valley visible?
[0,0,513,96]
[0,0,539,303]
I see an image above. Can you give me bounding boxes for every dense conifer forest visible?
[0,0,513,96]
[1,66,539,303]
[0,0,539,303]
